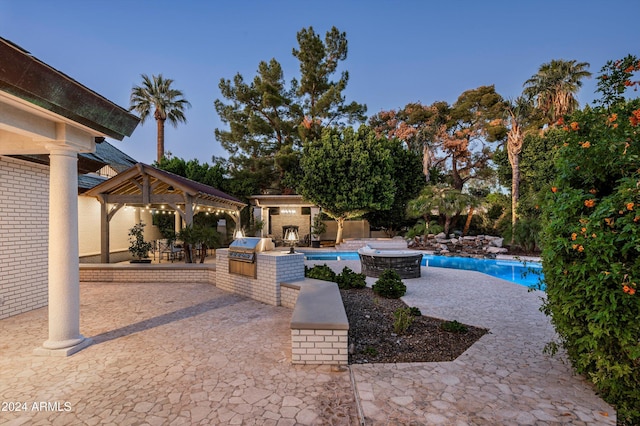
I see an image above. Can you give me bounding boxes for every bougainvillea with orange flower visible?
[541,56,640,424]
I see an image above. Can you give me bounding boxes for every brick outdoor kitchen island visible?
[216,243,349,365]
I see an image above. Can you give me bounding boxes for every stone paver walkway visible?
[313,260,616,425]
[1,261,616,425]
[0,282,357,425]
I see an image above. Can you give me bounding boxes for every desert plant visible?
[128,222,153,260]
[304,264,337,282]
[393,307,414,334]
[372,269,406,299]
[441,320,468,333]
[336,266,367,289]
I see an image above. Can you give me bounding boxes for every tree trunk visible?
[507,116,523,246]
[156,117,165,163]
[183,243,193,263]
[443,215,452,236]
[462,206,474,236]
[510,155,520,245]
[335,217,345,245]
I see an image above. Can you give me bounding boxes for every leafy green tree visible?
[594,54,640,108]
[444,85,507,191]
[372,87,506,192]
[523,59,591,126]
[370,102,449,181]
[214,59,298,193]
[363,138,424,236]
[293,26,367,141]
[214,26,366,193]
[130,74,191,162]
[407,185,474,235]
[540,95,640,423]
[297,126,395,243]
[155,155,227,190]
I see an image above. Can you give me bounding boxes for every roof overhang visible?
[0,37,139,142]
[249,194,316,208]
[83,163,246,212]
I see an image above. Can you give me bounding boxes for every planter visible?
[311,240,321,248]
[130,259,152,264]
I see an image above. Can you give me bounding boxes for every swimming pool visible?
[303,251,544,288]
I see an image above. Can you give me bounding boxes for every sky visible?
[1,0,638,165]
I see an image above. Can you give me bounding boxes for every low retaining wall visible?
[79,263,216,284]
[283,279,349,365]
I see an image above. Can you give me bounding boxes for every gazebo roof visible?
[84,163,245,212]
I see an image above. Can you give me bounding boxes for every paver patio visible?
[1,260,616,425]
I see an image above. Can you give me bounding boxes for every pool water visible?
[303,251,544,288]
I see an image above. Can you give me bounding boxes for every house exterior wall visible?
[0,156,49,319]
[78,198,162,263]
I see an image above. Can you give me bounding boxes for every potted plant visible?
[311,214,326,248]
[128,222,153,263]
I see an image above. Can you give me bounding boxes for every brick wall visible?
[291,329,349,365]
[0,157,49,319]
[79,264,216,284]
[215,249,305,306]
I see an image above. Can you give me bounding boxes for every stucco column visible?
[35,147,92,356]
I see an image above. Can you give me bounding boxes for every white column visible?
[174,210,182,234]
[35,147,92,356]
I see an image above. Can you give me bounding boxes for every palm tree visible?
[130,74,191,162]
[505,96,535,243]
[523,59,591,125]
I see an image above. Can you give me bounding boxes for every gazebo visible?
[84,163,246,263]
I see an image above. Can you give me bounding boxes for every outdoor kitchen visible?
[216,237,305,306]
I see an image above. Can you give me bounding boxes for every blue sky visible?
[2,0,638,165]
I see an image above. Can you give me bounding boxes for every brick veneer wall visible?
[0,157,49,319]
[79,263,216,284]
[291,329,349,365]
[215,249,305,306]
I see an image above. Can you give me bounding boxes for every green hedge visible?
[540,98,640,423]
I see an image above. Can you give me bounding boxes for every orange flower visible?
[579,218,589,224]
[581,227,587,233]
[577,245,584,252]
[571,233,577,240]
[627,202,635,211]
[557,117,565,125]
[634,216,640,222]
[592,233,597,238]
[589,188,597,194]
[572,244,578,250]
[581,141,591,148]
[608,113,618,122]
[562,126,569,131]
[605,217,615,226]
[570,122,580,131]
[551,187,558,193]
[613,123,618,129]
[623,285,636,295]
[584,199,595,208]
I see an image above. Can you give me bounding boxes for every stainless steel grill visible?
[228,237,274,278]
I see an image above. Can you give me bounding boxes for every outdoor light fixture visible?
[234,229,245,240]
[284,228,299,254]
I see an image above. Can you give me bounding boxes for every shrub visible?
[441,320,468,333]
[336,266,367,289]
[304,264,337,282]
[393,307,414,334]
[540,90,640,423]
[409,306,422,316]
[372,269,406,299]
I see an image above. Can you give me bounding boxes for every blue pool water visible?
[303,251,544,288]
